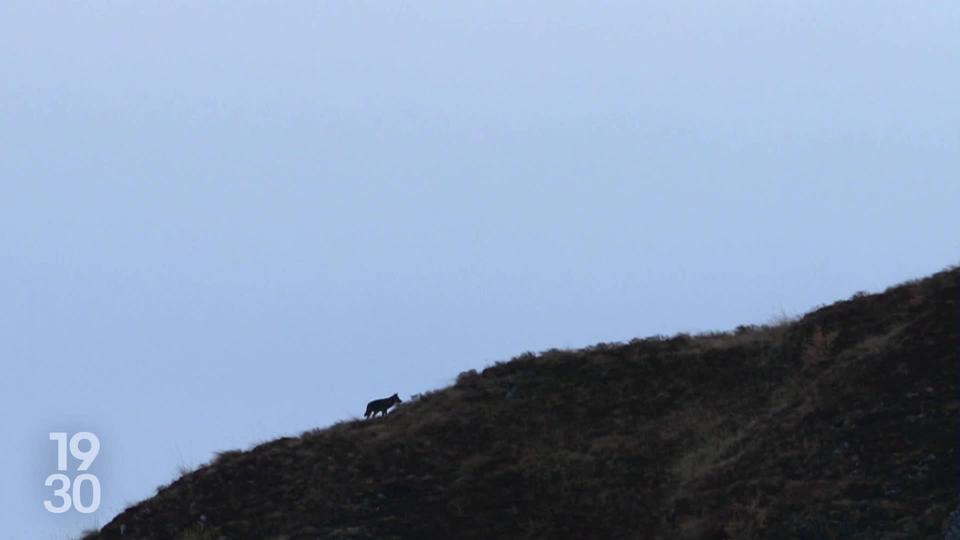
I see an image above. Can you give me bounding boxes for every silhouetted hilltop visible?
[84,266,959,539]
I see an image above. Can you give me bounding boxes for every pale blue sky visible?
[1,1,958,537]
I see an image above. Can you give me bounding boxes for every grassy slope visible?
[85,267,959,540]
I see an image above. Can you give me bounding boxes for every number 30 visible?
[44,473,101,514]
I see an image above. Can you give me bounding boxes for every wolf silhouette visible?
[364,393,401,418]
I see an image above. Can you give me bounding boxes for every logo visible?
[44,432,101,514]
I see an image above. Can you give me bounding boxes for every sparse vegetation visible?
[82,266,959,539]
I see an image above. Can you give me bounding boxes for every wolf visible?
[364,393,401,418]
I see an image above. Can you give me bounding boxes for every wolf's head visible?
[391,393,402,403]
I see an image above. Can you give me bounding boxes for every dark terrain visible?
[84,267,959,539]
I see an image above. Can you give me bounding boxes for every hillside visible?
[84,267,959,539]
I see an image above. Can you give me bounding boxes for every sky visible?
[1,1,958,537]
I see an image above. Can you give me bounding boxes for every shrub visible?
[455,369,480,387]
[801,326,837,369]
